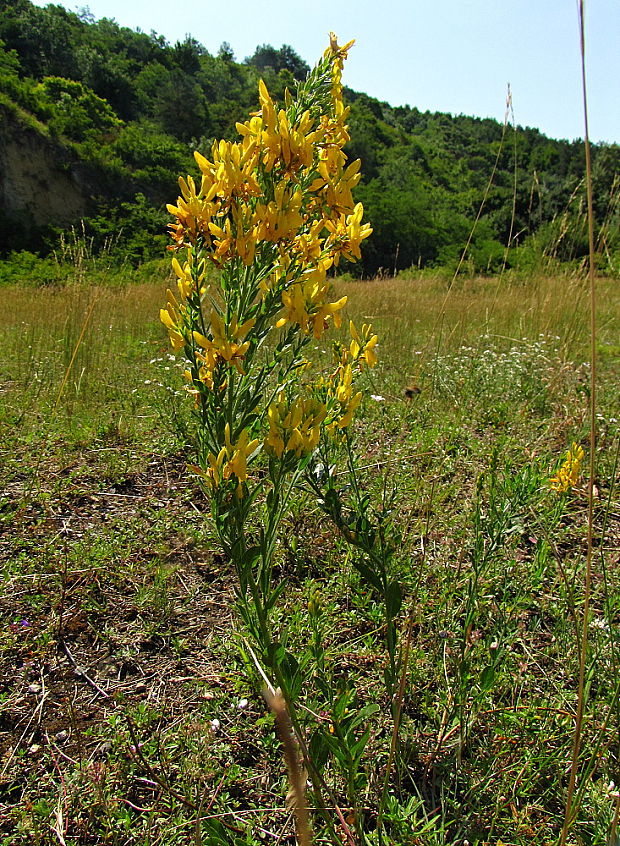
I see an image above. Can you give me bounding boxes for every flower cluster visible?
[343,320,379,369]
[161,36,374,496]
[307,320,380,436]
[550,442,585,493]
[200,424,260,495]
[265,396,327,459]
[193,312,255,385]
[161,35,371,354]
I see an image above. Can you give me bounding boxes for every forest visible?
[0,0,619,276]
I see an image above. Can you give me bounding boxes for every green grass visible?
[0,270,619,844]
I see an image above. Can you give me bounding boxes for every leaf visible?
[264,581,287,611]
[347,703,380,730]
[385,580,403,619]
[480,664,496,692]
[241,545,262,568]
[351,557,383,592]
[277,649,302,700]
[349,728,372,762]
[323,487,342,520]
[308,727,330,769]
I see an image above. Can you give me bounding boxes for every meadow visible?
[0,266,618,845]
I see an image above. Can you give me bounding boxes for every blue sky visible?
[31,0,620,143]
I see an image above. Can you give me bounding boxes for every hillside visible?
[1,0,618,274]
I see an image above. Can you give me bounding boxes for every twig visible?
[0,686,49,778]
[59,641,110,699]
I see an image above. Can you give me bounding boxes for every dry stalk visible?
[53,294,98,412]
[264,688,313,846]
[559,1,598,842]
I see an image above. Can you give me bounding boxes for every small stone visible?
[94,741,112,757]
[29,744,42,755]
[55,730,69,743]
[27,683,41,695]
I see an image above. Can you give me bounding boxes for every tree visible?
[155,70,209,141]
[245,44,309,80]
[172,36,206,74]
[217,41,235,62]
[34,76,122,142]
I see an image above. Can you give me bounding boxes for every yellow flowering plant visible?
[160,36,402,841]
[161,35,371,493]
[550,442,585,494]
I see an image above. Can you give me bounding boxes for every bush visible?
[0,250,67,286]
[33,76,122,142]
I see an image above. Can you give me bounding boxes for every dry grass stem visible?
[264,689,313,846]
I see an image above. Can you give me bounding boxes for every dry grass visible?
[337,271,615,355]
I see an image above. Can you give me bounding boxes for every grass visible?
[0,269,619,844]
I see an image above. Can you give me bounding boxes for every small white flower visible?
[370,394,385,402]
[210,718,220,731]
[237,698,249,711]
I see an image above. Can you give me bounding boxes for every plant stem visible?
[559,2,598,840]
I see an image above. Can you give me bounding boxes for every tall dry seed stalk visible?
[265,689,313,846]
[559,1,598,841]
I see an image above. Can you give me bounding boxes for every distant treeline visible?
[1,0,619,275]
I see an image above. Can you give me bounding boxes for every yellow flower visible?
[325,202,373,264]
[349,321,378,369]
[276,261,348,339]
[193,311,256,383]
[167,174,219,248]
[171,255,208,300]
[550,442,585,493]
[323,363,363,431]
[254,183,303,243]
[160,289,185,351]
[327,33,355,58]
[310,156,361,216]
[196,140,261,203]
[325,33,355,111]
[265,397,327,458]
[204,424,260,494]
